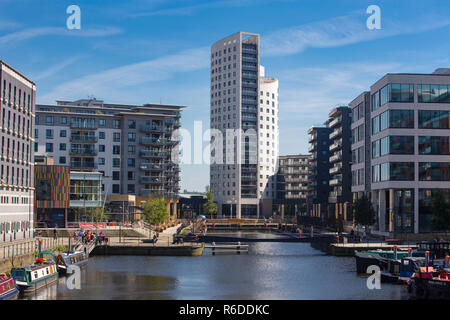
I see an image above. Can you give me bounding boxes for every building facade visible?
[274,155,310,220]
[351,69,450,234]
[35,99,184,217]
[210,32,279,218]
[307,126,332,223]
[0,61,35,243]
[326,106,352,228]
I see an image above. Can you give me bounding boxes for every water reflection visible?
[20,233,408,300]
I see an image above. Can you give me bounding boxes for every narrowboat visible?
[0,273,19,300]
[55,250,88,275]
[355,249,422,274]
[10,258,59,295]
[38,250,88,275]
[407,266,450,300]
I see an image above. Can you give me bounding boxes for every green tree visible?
[352,195,375,227]
[144,198,168,225]
[430,191,450,231]
[92,207,106,223]
[203,186,218,217]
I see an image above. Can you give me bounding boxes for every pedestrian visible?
[53,227,57,240]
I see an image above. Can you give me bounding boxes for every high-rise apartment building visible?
[0,61,35,243]
[307,126,332,222]
[210,32,279,218]
[35,99,184,217]
[274,155,310,219]
[326,106,352,228]
[351,68,450,234]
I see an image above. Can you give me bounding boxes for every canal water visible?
[21,231,408,300]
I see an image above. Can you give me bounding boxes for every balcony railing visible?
[69,149,97,156]
[329,128,342,140]
[140,125,163,133]
[139,150,166,158]
[140,163,164,171]
[329,141,342,152]
[329,176,342,186]
[140,176,163,184]
[70,136,98,143]
[70,123,97,129]
[329,153,342,163]
[329,165,342,175]
[329,116,342,128]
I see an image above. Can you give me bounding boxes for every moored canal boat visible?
[10,258,59,295]
[0,273,19,300]
[407,266,450,300]
[55,251,88,275]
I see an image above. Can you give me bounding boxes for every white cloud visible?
[33,56,83,81]
[0,26,122,46]
[38,47,209,104]
[262,11,450,56]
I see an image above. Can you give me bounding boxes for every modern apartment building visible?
[210,32,279,218]
[0,61,35,243]
[35,99,184,217]
[351,68,450,234]
[274,155,310,219]
[307,126,332,222]
[326,106,352,227]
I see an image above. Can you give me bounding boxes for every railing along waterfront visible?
[0,237,67,260]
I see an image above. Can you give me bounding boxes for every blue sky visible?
[1,0,450,192]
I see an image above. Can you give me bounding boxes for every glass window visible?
[390,84,414,102]
[390,136,414,154]
[418,110,449,129]
[46,116,54,125]
[419,162,450,181]
[128,133,136,142]
[99,132,105,139]
[372,116,379,134]
[390,162,415,181]
[380,136,389,156]
[113,132,120,142]
[113,158,120,167]
[61,117,67,125]
[112,184,120,193]
[113,120,120,129]
[99,119,106,127]
[419,136,450,155]
[60,130,66,137]
[99,145,105,152]
[372,140,380,159]
[127,158,135,167]
[46,129,53,139]
[380,163,389,181]
[128,120,136,129]
[59,143,66,151]
[112,171,120,180]
[380,85,389,106]
[372,164,380,183]
[389,110,414,128]
[372,92,379,111]
[59,156,66,164]
[128,145,135,154]
[45,143,53,152]
[98,158,105,165]
[380,111,389,131]
[113,146,120,155]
